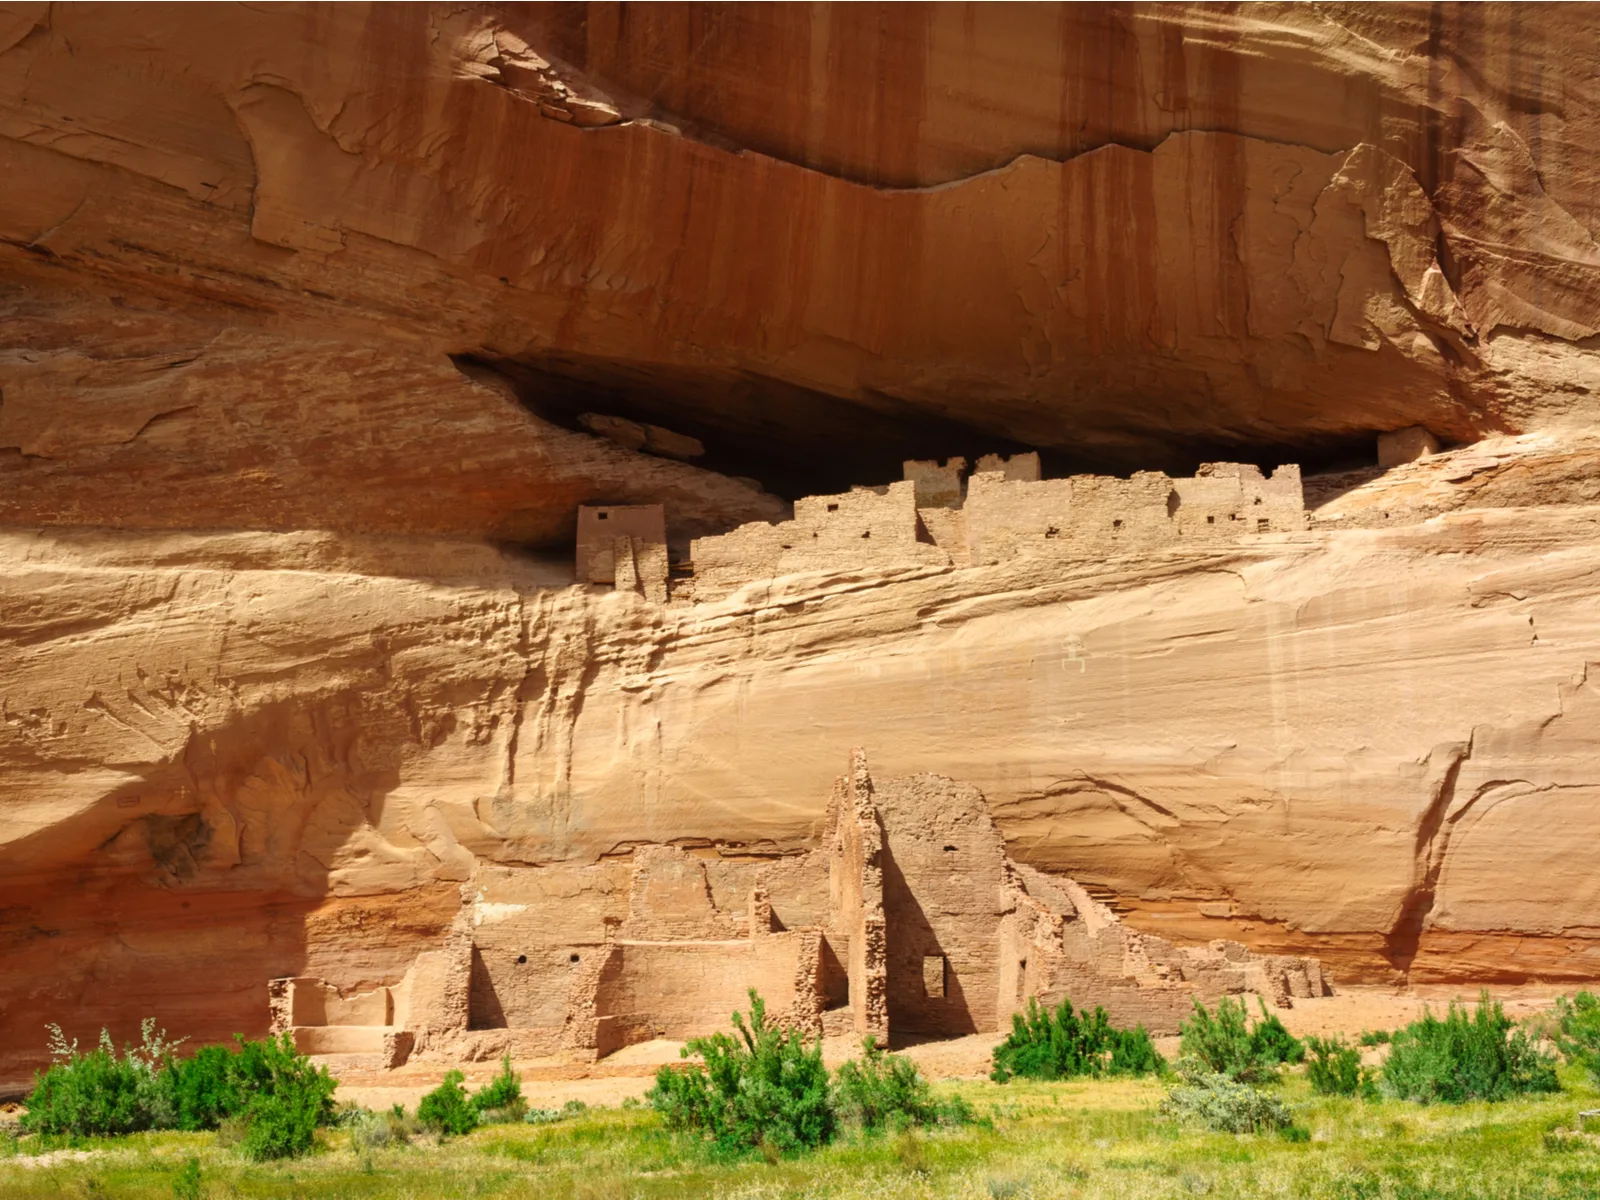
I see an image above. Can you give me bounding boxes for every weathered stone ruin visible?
[684,456,1307,602]
[277,752,1326,1066]
[575,503,669,601]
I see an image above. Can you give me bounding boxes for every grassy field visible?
[4,1070,1600,1199]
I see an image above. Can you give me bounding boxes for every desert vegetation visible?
[5,991,1600,1198]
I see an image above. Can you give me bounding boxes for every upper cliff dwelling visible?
[581,452,1311,603]
[5,1,1600,1101]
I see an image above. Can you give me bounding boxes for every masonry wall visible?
[613,535,668,602]
[827,751,889,1041]
[576,504,666,583]
[591,937,807,1043]
[903,458,967,508]
[287,978,391,1026]
[964,470,1176,565]
[1170,463,1307,540]
[463,861,628,1032]
[686,459,1306,599]
[874,774,1010,1037]
[690,482,948,601]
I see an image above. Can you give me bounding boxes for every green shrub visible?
[1178,997,1299,1083]
[418,1070,478,1137]
[164,1044,242,1132]
[21,1020,180,1137]
[833,1037,972,1133]
[1160,1066,1295,1133]
[471,1054,526,1123]
[1358,1029,1391,1047]
[1107,1025,1166,1077]
[1553,991,1600,1087]
[1250,1001,1305,1065]
[231,1034,337,1161]
[1381,992,1558,1104]
[990,997,1164,1083]
[648,988,833,1156]
[157,1032,334,1161]
[1305,1035,1368,1097]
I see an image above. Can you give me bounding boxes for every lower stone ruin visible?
[273,752,1329,1066]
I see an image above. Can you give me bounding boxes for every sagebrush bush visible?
[1381,992,1557,1104]
[1554,990,1600,1087]
[419,1070,478,1137]
[1160,1063,1296,1133]
[1178,997,1300,1083]
[348,1105,419,1150]
[471,1054,526,1123]
[833,1037,972,1133]
[1305,1035,1369,1097]
[21,1020,180,1137]
[990,998,1163,1083]
[648,989,833,1156]
[525,1099,589,1125]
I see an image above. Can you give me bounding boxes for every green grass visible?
[3,1069,1600,1198]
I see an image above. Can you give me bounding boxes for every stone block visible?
[1378,425,1441,467]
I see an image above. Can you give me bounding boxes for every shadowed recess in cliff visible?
[454,353,1382,503]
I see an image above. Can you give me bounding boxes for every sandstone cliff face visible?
[3,2,1600,1088]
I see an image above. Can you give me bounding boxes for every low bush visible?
[648,988,833,1156]
[833,1037,972,1133]
[21,1020,181,1137]
[348,1105,419,1151]
[1381,992,1557,1104]
[471,1054,526,1123]
[418,1071,478,1137]
[1358,1029,1391,1047]
[1178,997,1301,1083]
[990,998,1164,1083]
[1553,990,1600,1087]
[1305,1035,1371,1097]
[525,1099,589,1125]
[1160,1065,1296,1133]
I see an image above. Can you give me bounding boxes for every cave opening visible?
[457,352,1387,508]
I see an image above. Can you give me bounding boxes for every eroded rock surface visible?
[3,3,1600,1088]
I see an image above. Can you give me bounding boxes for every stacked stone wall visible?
[690,481,948,601]
[684,459,1305,600]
